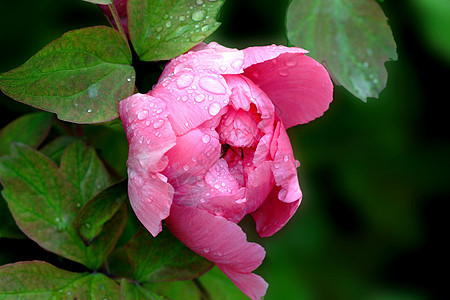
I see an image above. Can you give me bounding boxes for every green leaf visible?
[286,0,397,101]
[0,112,53,156]
[39,136,77,165]
[198,266,248,300]
[0,261,120,299]
[0,26,135,123]
[143,281,202,300]
[128,0,224,61]
[0,142,127,269]
[60,140,112,202]
[0,192,26,239]
[128,227,213,282]
[120,279,165,300]
[77,179,127,245]
[83,0,112,4]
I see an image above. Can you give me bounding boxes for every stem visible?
[108,3,128,43]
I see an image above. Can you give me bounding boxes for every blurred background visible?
[1,0,449,299]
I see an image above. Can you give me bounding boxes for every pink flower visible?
[119,42,333,299]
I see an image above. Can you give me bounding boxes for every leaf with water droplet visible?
[127,227,213,282]
[128,0,224,61]
[0,26,135,123]
[286,0,397,101]
[0,141,127,269]
[77,179,128,245]
[0,261,120,299]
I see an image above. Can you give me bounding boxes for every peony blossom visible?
[119,42,333,299]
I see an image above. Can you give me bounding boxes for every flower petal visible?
[270,121,302,203]
[244,52,333,127]
[160,42,246,79]
[119,93,177,236]
[251,187,301,238]
[242,44,308,69]
[165,204,267,300]
[150,70,231,135]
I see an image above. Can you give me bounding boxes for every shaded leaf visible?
[0,26,135,123]
[143,280,202,300]
[0,192,26,239]
[0,142,127,269]
[77,179,127,245]
[128,0,223,61]
[39,135,77,165]
[198,266,248,300]
[0,261,120,299]
[0,112,53,156]
[128,227,213,282]
[286,0,397,101]
[120,279,165,300]
[61,140,112,203]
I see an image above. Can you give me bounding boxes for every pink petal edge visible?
[165,204,268,300]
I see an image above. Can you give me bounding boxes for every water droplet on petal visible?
[278,189,287,201]
[274,163,280,169]
[176,74,194,89]
[295,159,300,168]
[208,102,221,116]
[199,77,227,94]
[203,247,210,253]
[285,57,298,67]
[283,154,289,162]
[137,109,149,120]
[279,69,289,77]
[235,198,247,204]
[183,164,190,171]
[202,134,211,143]
[231,58,244,71]
[153,119,165,129]
[192,155,198,162]
[195,94,206,102]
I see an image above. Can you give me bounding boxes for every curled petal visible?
[166,205,267,300]
[244,52,333,127]
[270,121,302,203]
[119,93,177,236]
[251,187,301,238]
[242,44,308,69]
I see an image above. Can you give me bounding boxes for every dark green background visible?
[1,0,448,299]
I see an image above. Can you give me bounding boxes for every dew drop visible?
[285,57,298,67]
[279,69,289,77]
[295,159,300,168]
[153,119,165,129]
[231,58,244,71]
[87,109,93,113]
[202,134,211,143]
[278,189,287,201]
[156,26,163,32]
[192,155,198,162]
[84,223,92,229]
[192,10,206,21]
[199,76,227,94]
[176,74,194,89]
[126,78,131,82]
[283,154,289,162]
[194,93,206,102]
[235,198,247,204]
[179,15,186,21]
[208,102,221,116]
[201,25,210,32]
[165,20,172,28]
[273,163,280,169]
[137,109,149,120]
[183,164,190,171]
[203,247,210,253]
